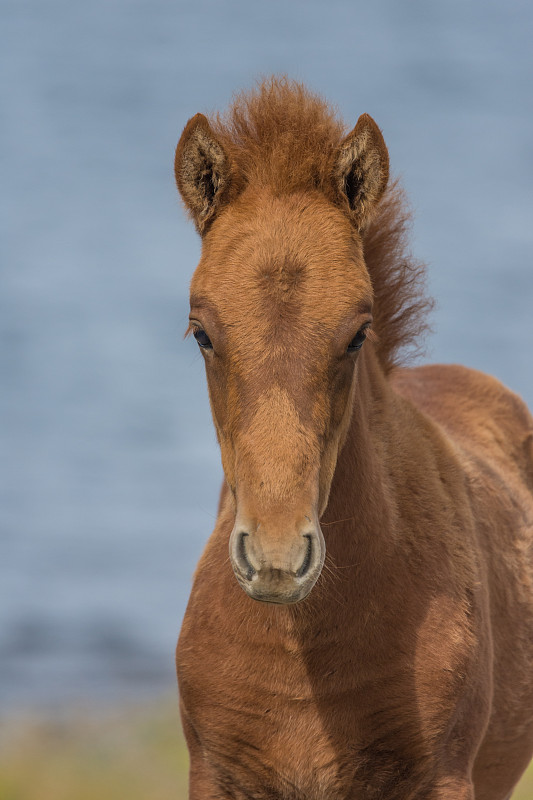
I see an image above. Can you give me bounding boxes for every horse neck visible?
[276,346,402,633]
[322,343,399,562]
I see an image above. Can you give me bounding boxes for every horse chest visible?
[178,609,433,800]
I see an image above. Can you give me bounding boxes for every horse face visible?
[176,109,387,603]
[188,191,373,603]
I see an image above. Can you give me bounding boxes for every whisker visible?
[321,517,355,527]
[315,558,349,607]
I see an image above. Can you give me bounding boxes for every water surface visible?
[1,0,532,711]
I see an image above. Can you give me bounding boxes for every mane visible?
[210,77,433,372]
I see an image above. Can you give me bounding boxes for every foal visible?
[174,79,533,800]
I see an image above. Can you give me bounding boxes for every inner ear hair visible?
[333,114,389,230]
[175,114,231,234]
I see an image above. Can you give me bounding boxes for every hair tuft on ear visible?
[332,114,389,230]
[175,114,234,235]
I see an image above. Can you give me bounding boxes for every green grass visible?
[0,699,189,800]
[0,699,532,799]
[514,762,533,800]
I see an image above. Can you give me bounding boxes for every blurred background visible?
[1,0,532,795]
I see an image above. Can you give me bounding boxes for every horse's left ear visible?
[331,113,389,230]
[175,113,235,235]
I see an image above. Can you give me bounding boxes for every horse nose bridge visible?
[233,384,321,492]
[234,440,319,502]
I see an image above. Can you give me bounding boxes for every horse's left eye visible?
[193,328,212,349]
[347,327,368,353]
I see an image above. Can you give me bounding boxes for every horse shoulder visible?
[391,363,533,486]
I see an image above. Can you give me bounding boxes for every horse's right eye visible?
[193,328,212,349]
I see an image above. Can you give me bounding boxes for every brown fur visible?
[174,79,533,800]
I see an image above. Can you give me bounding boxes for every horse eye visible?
[347,327,368,353]
[193,328,212,349]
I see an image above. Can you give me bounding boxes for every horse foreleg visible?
[180,707,222,800]
[427,776,475,800]
[187,763,222,800]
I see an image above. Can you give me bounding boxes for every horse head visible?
[175,101,389,603]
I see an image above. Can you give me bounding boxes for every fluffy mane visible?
[209,77,433,372]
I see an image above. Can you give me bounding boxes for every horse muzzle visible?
[229,515,325,604]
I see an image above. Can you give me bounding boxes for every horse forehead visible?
[193,195,371,330]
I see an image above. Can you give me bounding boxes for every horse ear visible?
[174,113,234,235]
[332,113,389,230]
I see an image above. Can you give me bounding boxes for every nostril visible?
[236,532,256,581]
[296,534,313,578]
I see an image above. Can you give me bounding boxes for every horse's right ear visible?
[174,113,234,235]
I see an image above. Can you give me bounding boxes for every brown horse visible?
[174,79,533,800]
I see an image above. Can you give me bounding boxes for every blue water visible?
[1,0,532,712]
